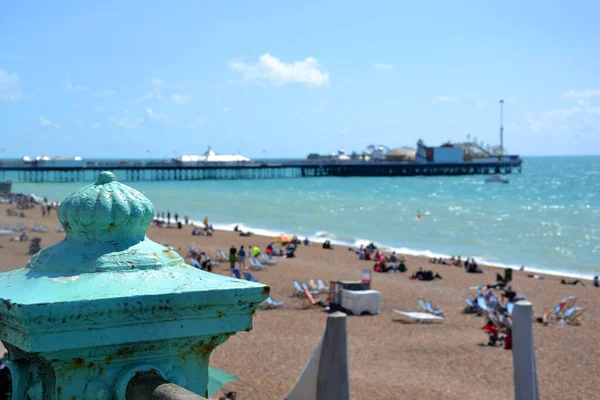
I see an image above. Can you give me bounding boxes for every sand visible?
[1,203,599,399]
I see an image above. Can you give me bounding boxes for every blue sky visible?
[1,1,599,159]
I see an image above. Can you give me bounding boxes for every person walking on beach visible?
[41,205,46,218]
[174,212,179,223]
[229,245,238,270]
[238,245,246,269]
[167,211,171,225]
[184,215,189,225]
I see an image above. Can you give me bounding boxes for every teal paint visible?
[0,171,268,399]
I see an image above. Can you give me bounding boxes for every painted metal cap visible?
[58,171,155,242]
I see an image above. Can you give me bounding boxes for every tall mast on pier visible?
[499,99,504,157]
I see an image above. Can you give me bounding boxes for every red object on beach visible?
[504,332,512,350]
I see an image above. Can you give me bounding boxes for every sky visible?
[1,1,600,159]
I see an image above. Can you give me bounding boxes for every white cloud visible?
[63,136,73,142]
[145,107,171,123]
[90,123,101,129]
[0,69,23,101]
[435,96,456,103]
[229,53,329,87]
[93,106,104,113]
[64,78,87,91]
[476,101,485,109]
[524,91,600,138]
[313,107,324,113]
[152,78,163,86]
[172,94,191,105]
[39,116,58,128]
[134,90,158,103]
[340,128,350,136]
[187,118,206,128]
[372,63,394,70]
[562,89,600,100]
[222,107,231,113]
[110,111,143,129]
[93,90,115,98]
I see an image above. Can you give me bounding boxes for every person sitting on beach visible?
[594,276,599,287]
[304,237,309,245]
[560,279,584,286]
[322,240,333,249]
[396,260,407,273]
[359,249,366,260]
[199,252,212,272]
[466,263,483,274]
[454,256,462,266]
[233,224,239,232]
[266,244,273,256]
[388,252,398,263]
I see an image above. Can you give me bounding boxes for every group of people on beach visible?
[429,256,483,273]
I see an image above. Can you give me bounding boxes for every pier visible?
[0,158,522,183]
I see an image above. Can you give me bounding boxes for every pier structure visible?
[0,158,522,183]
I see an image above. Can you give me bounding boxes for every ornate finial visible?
[57,171,155,242]
[28,171,173,273]
[97,171,117,184]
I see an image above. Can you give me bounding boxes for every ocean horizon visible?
[9,155,600,279]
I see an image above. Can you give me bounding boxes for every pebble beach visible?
[1,203,599,399]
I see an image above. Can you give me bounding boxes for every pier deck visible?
[0,158,522,183]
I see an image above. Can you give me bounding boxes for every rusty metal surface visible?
[127,371,208,400]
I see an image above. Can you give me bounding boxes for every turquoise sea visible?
[10,156,600,279]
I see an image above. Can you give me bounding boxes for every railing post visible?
[0,171,267,399]
[286,311,350,400]
[512,300,539,400]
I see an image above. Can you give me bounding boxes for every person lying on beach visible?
[410,268,441,281]
[560,279,584,286]
[527,274,544,280]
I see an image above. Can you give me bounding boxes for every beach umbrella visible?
[208,366,238,397]
[274,234,293,243]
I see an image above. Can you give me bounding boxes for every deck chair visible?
[216,249,228,261]
[292,280,305,297]
[418,298,445,316]
[243,271,259,282]
[249,257,268,270]
[561,307,585,325]
[231,269,242,279]
[31,224,48,233]
[308,279,319,291]
[301,281,319,295]
[317,279,329,292]
[505,302,515,315]
[476,296,490,313]
[392,310,444,324]
[260,297,284,310]
[544,296,578,323]
[261,254,277,264]
[190,258,202,269]
[301,289,324,309]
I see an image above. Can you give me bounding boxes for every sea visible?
[8,156,600,279]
